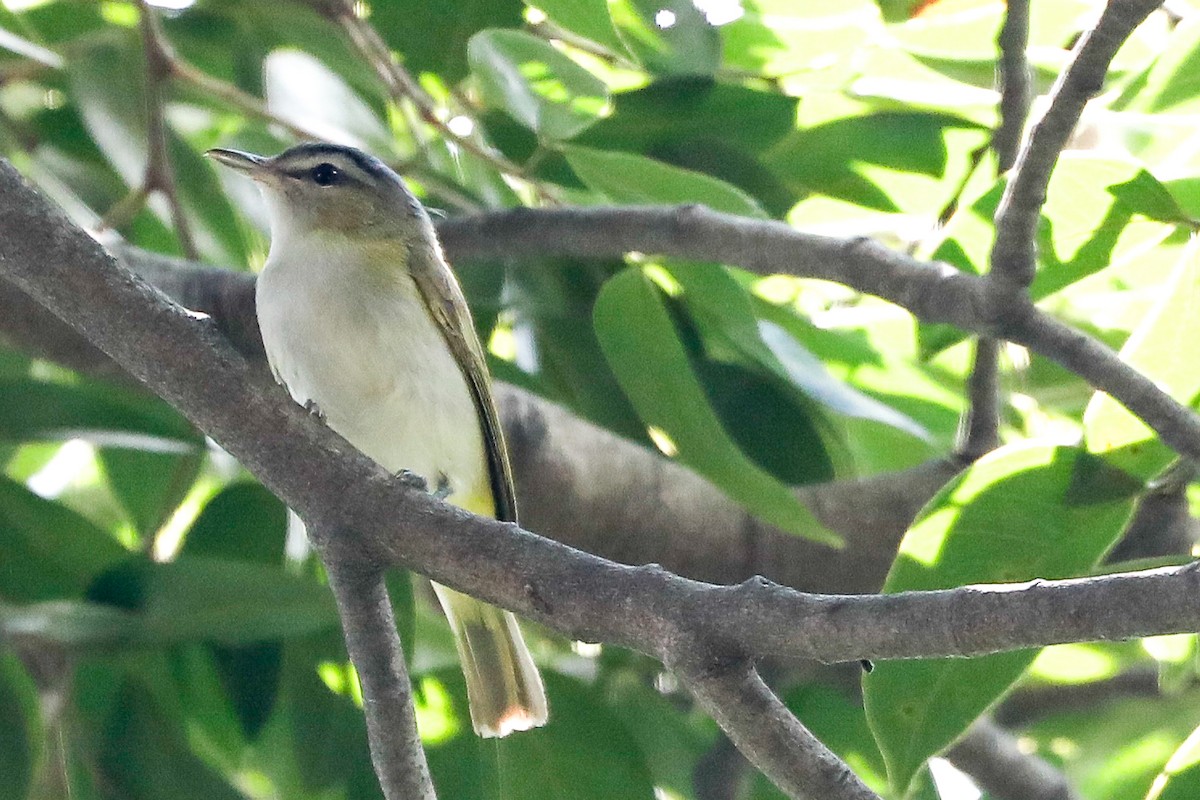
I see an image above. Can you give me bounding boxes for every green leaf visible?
[0,600,140,648]
[1084,238,1200,480]
[578,78,798,155]
[721,0,878,79]
[564,145,768,217]
[67,35,249,263]
[0,476,127,602]
[1128,16,1200,114]
[594,268,840,544]
[262,50,392,153]
[0,651,40,800]
[469,29,609,141]
[86,557,339,645]
[0,373,199,447]
[1108,169,1198,226]
[669,261,928,442]
[524,0,627,54]
[864,443,1136,796]
[96,682,244,800]
[99,448,204,540]
[424,669,657,800]
[765,111,987,213]
[608,0,720,75]
[371,0,525,83]
[181,483,288,565]
[1149,724,1200,800]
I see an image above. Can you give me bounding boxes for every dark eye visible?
[311,163,340,186]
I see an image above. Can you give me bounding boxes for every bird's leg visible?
[433,471,452,501]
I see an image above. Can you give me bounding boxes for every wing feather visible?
[407,240,518,524]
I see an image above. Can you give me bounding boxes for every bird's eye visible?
[311,163,340,186]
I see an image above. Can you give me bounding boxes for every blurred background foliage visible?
[3,0,1200,798]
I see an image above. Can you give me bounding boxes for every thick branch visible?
[990,0,1164,287]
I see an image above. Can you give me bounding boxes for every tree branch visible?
[319,542,437,800]
[0,254,958,598]
[948,718,1081,800]
[990,0,1164,287]
[958,0,1033,459]
[5,160,1200,798]
[680,660,880,800]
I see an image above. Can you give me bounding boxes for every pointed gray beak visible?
[206,148,268,178]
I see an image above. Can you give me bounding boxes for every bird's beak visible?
[205,148,268,179]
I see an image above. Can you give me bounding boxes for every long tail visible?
[432,582,548,737]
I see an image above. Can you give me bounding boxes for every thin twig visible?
[99,3,197,257]
[990,0,1165,287]
[138,2,195,258]
[304,0,527,180]
[319,540,437,800]
[959,0,1033,459]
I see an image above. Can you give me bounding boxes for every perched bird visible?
[208,142,548,737]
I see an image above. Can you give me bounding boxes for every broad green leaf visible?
[469,29,609,141]
[424,669,657,800]
[564,145,768,218]
[371,0,525,83]
[722,0,878,80]
[0,374,199,447]
[0,600,140,648]
[578,79,797,154]
[0,651,40,800]
[85,557,339,645]
[602,671,709,795]
[1084,238,1200,480]
[181,482,288,565]
[0,476,127,602]
[864,443,1137,796]
[99,448,204,540]
[608,0,720,75]
[67,36,249,263]
[669,261,929,440]
[263,50,392,153]
[1108,170,1198,226]
[95,682,245,800]
[525,0,627,54]
[765,112,987,213]
[1128,16,1200,114]
[919,156,1182,358]
[594,268,840,544]
[1150,723,1200,800]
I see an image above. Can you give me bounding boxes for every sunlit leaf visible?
[864,443,1137,796]
[594,268,840,544]
[469,29,609,140]
[1084,238,1200,480]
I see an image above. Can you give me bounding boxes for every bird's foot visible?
[396,469,429,492]
[303,399,325,420]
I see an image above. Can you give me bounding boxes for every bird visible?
[207,142,548,738]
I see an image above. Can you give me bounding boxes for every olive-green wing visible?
[408,240,518,524]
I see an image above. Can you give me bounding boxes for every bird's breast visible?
[256,246,487,501]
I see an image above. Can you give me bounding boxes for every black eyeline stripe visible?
[277,143,399,186]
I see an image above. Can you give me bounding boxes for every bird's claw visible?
[433,472,452,501]
[396,469,428,492]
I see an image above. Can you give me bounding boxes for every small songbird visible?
[207,142,548,737]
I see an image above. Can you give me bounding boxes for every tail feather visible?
[433,583,548,737]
